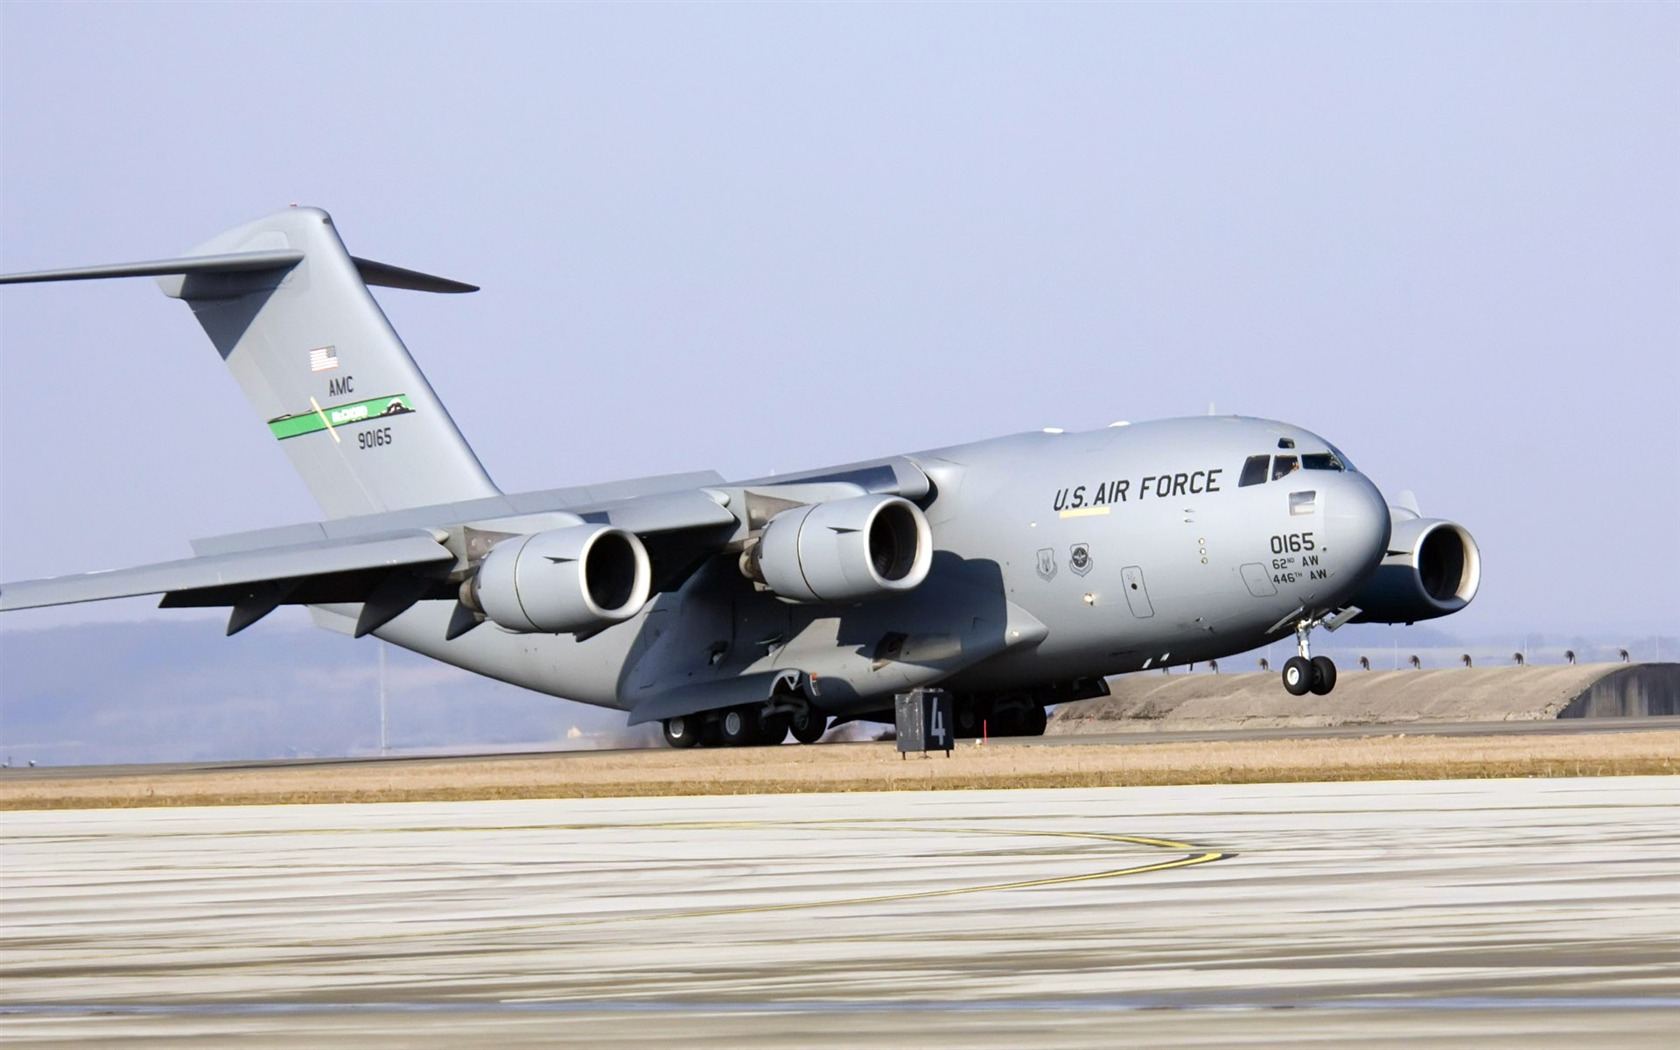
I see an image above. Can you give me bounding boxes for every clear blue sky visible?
[2,3,1676,638]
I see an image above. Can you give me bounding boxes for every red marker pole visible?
[982,718,988,746]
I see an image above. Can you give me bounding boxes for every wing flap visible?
[0,531,453,611]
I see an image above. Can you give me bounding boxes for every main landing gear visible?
[1281,615,1339,696]
[662,701,826,748]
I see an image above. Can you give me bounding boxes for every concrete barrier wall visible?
[1564,664,1680,718]
[1049,663,1680,733]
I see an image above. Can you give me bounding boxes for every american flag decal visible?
[308,345,339,372]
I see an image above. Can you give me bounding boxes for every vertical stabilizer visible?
[159,207,499,518]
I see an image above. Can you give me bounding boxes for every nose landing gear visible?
[1280,614,1345,696]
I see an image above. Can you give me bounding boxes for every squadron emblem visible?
[1036,547,1057,581]
[1069,542,1093,577]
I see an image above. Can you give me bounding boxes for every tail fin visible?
[160,207,499,518]
[0,206,500,518]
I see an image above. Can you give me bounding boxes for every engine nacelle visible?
[749,494,933,603]
[1350,514,1481,624]
[469,525,651,633]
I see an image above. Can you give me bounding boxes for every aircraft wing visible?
[1,458,935,637]
[1,531,456,632]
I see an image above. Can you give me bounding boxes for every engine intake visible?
[1350,515,1481,624]
[469,525,652,633]
[748,494,933,603]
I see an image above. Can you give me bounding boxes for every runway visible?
[4,778,1678,1047]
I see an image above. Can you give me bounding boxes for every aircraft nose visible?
[1326,472,1391,582]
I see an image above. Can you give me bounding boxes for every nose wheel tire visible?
[662,716,701,749]
[1281,656,1313,696]
[1309,656,1338,695]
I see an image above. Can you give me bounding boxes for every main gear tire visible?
[790,706,828,745]
[1022,703,1048,736]
[662,716,701,749]
[953,700,989,739]
[991,704,1027,737]
[718,706,760,747]
[1282,656,1313,696]
[758,713,791,746]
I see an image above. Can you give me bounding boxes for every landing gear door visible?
[1121,565,1155,618]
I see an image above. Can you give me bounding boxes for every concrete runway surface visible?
[3,778,1677,1048]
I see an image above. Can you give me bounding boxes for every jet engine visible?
[747,494,933,603]
[1350,514,1481,624]
[468,525,652,633]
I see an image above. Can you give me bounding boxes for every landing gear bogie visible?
[954,695,1048,737]
[663,704,801,748]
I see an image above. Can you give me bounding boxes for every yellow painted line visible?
[1058,506,1111,518]
[308,396,341,443]
[630,849,1226,926]
[351,820,1232,940]
[603,822,1227,924]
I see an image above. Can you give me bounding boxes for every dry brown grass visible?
[2,730,1676,810]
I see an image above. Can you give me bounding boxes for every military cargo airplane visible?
[0,208,1481,746]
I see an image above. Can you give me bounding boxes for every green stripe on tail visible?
[268,395,415,440]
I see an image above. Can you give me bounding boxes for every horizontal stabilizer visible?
[0,531,453,611]
[0,249,304,285]
[350,256,478,294]
[0,249,476,295]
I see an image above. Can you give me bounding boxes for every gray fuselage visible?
[368,415,1391,722]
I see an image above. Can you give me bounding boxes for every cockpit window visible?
[1325,441,1357,473]
[1271,455,1299,481]
[1301,452,1344,471]
[1239,455,1270,487]
[1277,438,1296,450]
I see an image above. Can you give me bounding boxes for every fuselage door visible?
[1240,562,1278,597]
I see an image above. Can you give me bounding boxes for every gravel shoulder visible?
[2,730,1675,809]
